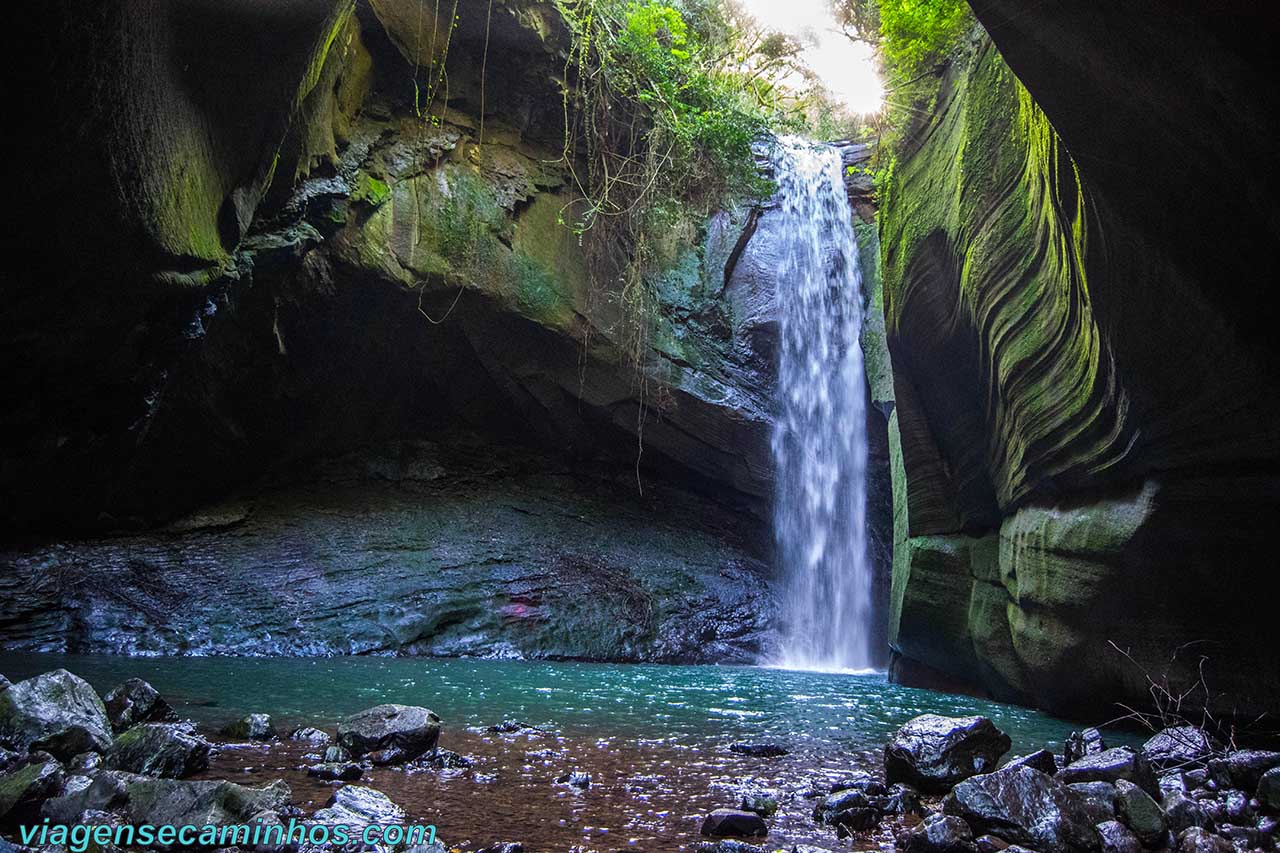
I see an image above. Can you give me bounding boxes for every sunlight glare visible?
[735,0,883,115]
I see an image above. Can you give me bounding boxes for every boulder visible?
[322,744,351,763]
[288,726,331,745]
[1258,766,1280,813]
[1163,790,1212,833]
[41,769,140,823]
[813,788,876,824]
[878,782,924,816]
[905,813,979,853]
[1005,749,1057,774]
[1176,827,1234,853]
[974,835,1010,853]
[221,713,277,741]
[699,808,767,837]
[0,758,63,824]
[1056,748,1160,799]
[1065,729,1106,765]
[885,715,1012,793]
[336,705,440,760]
[312,785,405,828]
[728,742,788,757]
[943,765,1101,853]
[124,777,291,828]
[1095,820,1142,853]
[1066,781,1118,825]
[102,679,176,733]
[0,670,113,759]
[1208,750,1280,791]
[830,771,887,795]
[103,723,211,778]
[1114,779,1167,846]
[1143,727,1218,771]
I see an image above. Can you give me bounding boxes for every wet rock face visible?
[0,670,113,760]
[884,715,1012,794]
[0,442,773,661]
[880,29,1280,718]
[943,766,1100,853]
[0,758,63,825]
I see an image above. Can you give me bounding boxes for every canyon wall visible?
[879,30,1280,718]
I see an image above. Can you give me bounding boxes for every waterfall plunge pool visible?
[0,653,1140,852]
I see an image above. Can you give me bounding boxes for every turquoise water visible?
[0,653,1128,755]
[1,653,1142,851]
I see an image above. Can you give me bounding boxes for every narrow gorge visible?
[3,1,1278,851]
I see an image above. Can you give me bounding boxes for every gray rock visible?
[41,770,141,823]
[700,808,767,837]
[1164,790,1212,833]
[0,748,19,775]
[943,765,1100,853]
[1143,727,1218,771]
[1065,729,1106,764]
[877,782,924,816]
[1005,749,1057,774]
[312,785,404,827]
[125,777,291,828]
[1056,748,1160,799]
[0,670,113,759]
[102,679,176,733]
[1224,788,1253,824]
[1208,750,1280,791]
[728,742,788,757]
[222,713,277,741]
[476,845,525,853]
[905,813,978,853]
[0,758,63,823]
[1115,778,1167,846]
[68,751,102,773]
[885,715,1012,793]
[336,705,440,760]
[0,675,9,692]
[288,726,330,745]
[1176,827,1234,853]
[104,723,211,778]
[322,744,351,763]
[305,762,363,781]
[1160,770,1189,798]
[813,788,875,824]
[830,771,886,795]
[1259,766,1280,813]
[1067,781,1118,825]
[1096,820,1143,853]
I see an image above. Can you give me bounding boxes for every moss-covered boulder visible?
[0,670,112,760]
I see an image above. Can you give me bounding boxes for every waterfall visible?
[771,137,873,673]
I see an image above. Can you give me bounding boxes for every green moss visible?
[351,173,391,208]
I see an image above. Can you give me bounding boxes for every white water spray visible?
[771,138,872,672]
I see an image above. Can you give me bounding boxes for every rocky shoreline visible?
[3,668,1278,853]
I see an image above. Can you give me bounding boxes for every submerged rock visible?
[0,758,63,824]
[944,765,1100,853]
[885,715,1011,793]
[738,793,778,817]
[103,723,211,778]
[0,670,113,759]
[728,742,788,757]
[1056,748,1160,799]
[222,713,277,741]
[1143,726,1219,770]
[102,679,176,733]
[555,770,592,789]
[905,813,978,853]
[337,705,440,761]
[700,808,767,837]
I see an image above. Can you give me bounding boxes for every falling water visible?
[771,138,872,672]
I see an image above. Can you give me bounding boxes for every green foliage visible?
[876,0,972,77]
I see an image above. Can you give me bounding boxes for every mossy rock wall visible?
[881,39,1280,717]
